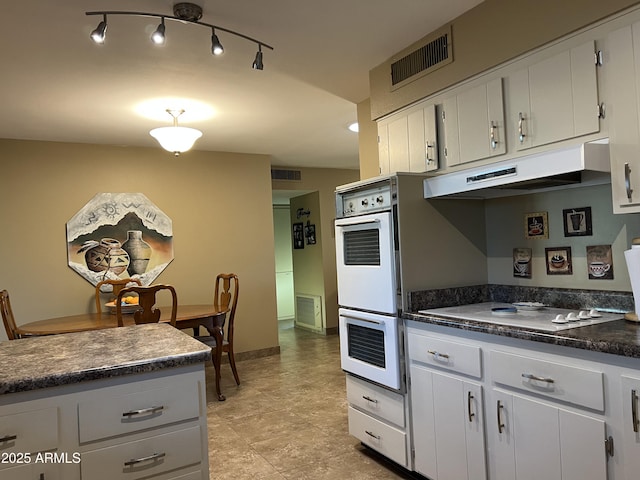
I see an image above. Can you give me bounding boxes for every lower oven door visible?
[339,308,401,391]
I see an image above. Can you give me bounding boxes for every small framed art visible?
[292,222,304,249]
[525,212,548,239]
[586,244,613,280]
[545,246,572,275]
[563,206,592,237]
[513,248,532,278]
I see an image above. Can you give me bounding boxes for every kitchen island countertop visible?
[405,311,640,359]
[0,323,211,395]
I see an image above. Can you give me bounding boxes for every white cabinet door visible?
[621,375,640,479]
[377,122,390,175]
[410,365,486,480]
[490,390,607,480]
[604,23,640,213]
[442,96,461,167]
[509,40,600,152]
[388,115,410,173]
[408,104,439,172]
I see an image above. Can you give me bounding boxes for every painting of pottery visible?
[586,244,614,280]
[66,193,173,286]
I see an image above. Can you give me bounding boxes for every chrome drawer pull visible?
[365,430,380,440]
[428,350,450,360]
[467,391,475,423]
[496,401,505,434]
[521,373,554,384]
[124,451,166,467]
[122,405,164,418]
[362,395,378,404]
[0,434,17,442]
[632,389,639,433]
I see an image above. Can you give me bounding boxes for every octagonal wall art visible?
[66,193,174,287]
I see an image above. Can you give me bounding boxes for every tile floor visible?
[204,321,421,480]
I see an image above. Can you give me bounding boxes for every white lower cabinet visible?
[346,375,409,468]
[490,389,607,480]
[621,375,640,478]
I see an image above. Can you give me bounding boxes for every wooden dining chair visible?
[1,290,26,340]
[115,284,177,327]
[95,278,143,314]
[196,274,240,385]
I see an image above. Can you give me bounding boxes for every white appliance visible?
[423,141,610,199]
[339,308,401,390]
[420,302,623,332]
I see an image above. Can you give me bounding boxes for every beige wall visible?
[0,139,279,351]
[272,167,359,330]
[356,99,380,180]
[369,0,640,120]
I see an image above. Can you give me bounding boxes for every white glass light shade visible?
[149,126,203,155]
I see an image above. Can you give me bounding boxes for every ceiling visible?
[0,0,483,170]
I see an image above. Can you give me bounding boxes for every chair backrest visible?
[95,278,143,314]
[215,274,239,343]
[1,290,20,340]
[116,284,177,327]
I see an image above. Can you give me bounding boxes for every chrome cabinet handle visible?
[467,391,475,422]
[0,434,17,442]
[632,389,639,433]
[124,452,166,467]
[518,112,526,143]
[122,405,164,418]
[427,350,450,360]
[497,400,505,434]
[362,395,378,404]
[522,373,554,384]
[365,430,380,440]
[490,121,498,149]
[625,163,633,200]
[426,142,436,164]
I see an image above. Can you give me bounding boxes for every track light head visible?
[211,30,224,56]
[252,45,263,70]
[90,15,107,44]
[151,18,166,45]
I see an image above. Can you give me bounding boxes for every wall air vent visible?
[390,26,452,89]
[271,169,302,181]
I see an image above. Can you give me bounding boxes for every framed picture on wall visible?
[586,244,614,280]
[292,222,304,249]
[525,212,548,239]
[513,248,532,278]
[545,247,572,275]
[563,206,592,237]
[305,223,316,245]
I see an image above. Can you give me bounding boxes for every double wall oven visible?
[335,177,403,391]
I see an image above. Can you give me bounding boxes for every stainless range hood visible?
[423,141,611,199]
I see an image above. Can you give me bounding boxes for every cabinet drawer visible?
[346,375,404,427]
[78,377,200,443]
[80,425,202,480]
[0,407,58,456]
[348,406,407,468]
[490,350,603,411]
[408,333,482,378]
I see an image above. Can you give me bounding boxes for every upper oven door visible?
[335,211,396,314]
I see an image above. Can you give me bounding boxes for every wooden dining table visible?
[17,304,230,401]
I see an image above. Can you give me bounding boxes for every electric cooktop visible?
[418,302,624,332]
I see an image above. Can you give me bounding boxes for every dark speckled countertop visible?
[404,312,640,358]
[0,323,211,395]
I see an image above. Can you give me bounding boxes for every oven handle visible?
[336,218,381,227]
[341,314,386,326]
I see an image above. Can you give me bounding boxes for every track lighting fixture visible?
[252,44,264,70]
[87,3,272,68]
[149,109,203,156]
[90,14,107,44]
[151,17,166,45]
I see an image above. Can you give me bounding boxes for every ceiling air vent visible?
[271,169,302,181]
[390,26,452,89]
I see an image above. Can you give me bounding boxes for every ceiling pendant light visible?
[86,3,273,68]
[211,28,224,56]
[252,44,264,70]
[151,17,166,45]
[149,109,203,156]
[90,14,108,44]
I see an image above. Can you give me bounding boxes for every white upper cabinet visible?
[377,102,439,174]
[442,77,506,166]
[507,40,600,151]
[603,22,640,213]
